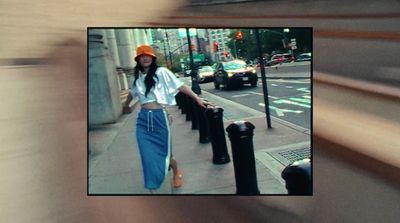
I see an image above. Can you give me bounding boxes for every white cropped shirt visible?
[130,67,184,106]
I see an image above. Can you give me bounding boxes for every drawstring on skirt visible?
[147,110,154,132]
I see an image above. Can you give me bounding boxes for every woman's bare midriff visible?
[141,102,163,109]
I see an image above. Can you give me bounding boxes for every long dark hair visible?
[133,58,159,97]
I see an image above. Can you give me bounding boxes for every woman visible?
[123,45,209,193]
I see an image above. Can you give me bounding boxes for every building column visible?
[115,29,135,70]
[106,29,129,90]
[133,29,141,59]
[105,29,121,66]
[88,30,122,126]
[115,29,136,88]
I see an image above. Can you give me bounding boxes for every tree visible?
[226,28,312,61]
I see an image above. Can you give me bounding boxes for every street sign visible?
[186,54,205,63]
[290,38,297,50]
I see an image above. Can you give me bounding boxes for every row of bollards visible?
[174,92,311,195]
[175,92,259,194]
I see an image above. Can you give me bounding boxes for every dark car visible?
[198,66,215,83]
[296,52,311,62]
[213,59,258,90]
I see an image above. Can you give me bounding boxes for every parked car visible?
[282,53,295,63]
[213,59,258,90]
[267,53,295,66]
[296,52,312,62]
[198,66,215,83]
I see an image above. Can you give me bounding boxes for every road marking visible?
[259,103,284,116]
[271,84,279,86]
[248,91,264,96]
[231,93,250,98]
[297,87,310,93]
[285,86,293,89]
[248,91,279,99]
[303,95,311,99]
[273,99,311,108]
[270,79,310,84]
[259,103,304,116]
[282,109,303,114]
[289,97,310,104]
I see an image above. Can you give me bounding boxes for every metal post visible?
[162,39,168,67]
[205,107,230,164]
[233,40,238,58]
[281,158,312,195]
[185,95,192,121]
[164,29,172,68]
[226,121,260,195]
[191,98,199,130]
[196,99,210,143]
[186,28,202,95]
[254,29,272,129]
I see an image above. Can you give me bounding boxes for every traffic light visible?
[213,42,219,52]
[190,44,196,51]
[235,31,243,40]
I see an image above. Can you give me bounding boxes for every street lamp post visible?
[186,28,201,95]
[254,29,272,129]
[164,28,173,68]
[157,28,172,68]
[233,40,238,58]
[162,40,168,67]
[157,28,169,67]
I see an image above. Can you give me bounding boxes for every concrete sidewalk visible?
[89,89,310,195]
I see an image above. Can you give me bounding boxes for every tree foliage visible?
[226,28,312,61]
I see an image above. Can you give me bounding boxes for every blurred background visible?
[1,0,399,222]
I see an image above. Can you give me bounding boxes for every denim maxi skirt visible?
[136,108,171,189]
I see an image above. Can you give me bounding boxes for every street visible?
[192,62,311,129]
[200,78,311,129]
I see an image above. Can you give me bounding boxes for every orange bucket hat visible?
[135,45,157,61]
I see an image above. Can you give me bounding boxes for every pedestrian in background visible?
[123,45,210,193]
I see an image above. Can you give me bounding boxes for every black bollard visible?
[197,100,210,143]
[179,92,186,114]
[281,158,312,195]
[191,99,199,130]
[185,95,192,121]
[205,107,230,164]
[175,92,183,110]
[226,121,260,195]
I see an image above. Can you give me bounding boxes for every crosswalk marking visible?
[297,87,310,93]
[273,99,311,108]
[248,91,279,99]
[289,97,310,104]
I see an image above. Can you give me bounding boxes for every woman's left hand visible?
[196,98,214,109]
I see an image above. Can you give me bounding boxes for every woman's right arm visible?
[124,92,133,107]
[123,92,134,113]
